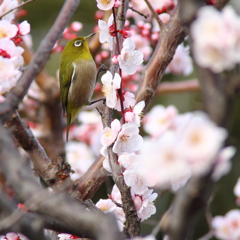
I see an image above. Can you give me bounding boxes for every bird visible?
[59,33,97,141]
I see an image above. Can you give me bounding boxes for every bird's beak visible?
[84,33,96,41]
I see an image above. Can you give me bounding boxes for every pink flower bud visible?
[112,55,119,64]
[114,0,121,8]
[70,21,82,32]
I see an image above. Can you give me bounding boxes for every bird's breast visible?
[68,59,97,108]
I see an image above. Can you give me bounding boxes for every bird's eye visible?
[74,40,82,47]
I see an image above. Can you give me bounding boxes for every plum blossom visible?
[0,20,18,39]
[118,38,143,75]
[178,112,227,176]
[212,210,240,240]
[234,178,240,206]
[212,146,236,181]
[96,199,125,231]
[124,163,152,194]
[140,133,191,190]
[0,39,24,68]
[114,91,136,112]
[65,141,94,180]
[100,146,112,172]
[101,71,121,108]
[101,119,121,147]
[96,0,115,11]
[132,188,158,221]
[165,43,193,76]
[0,56,21,92]
[18,20,30,36]
[98,14,114,50]
[191,5,240,73]
[143,105,178,138]
[125,101,145,127]
[69,21,82,32]
[58,234,81,240]
[113,122,143,155]
[118,152,141,169]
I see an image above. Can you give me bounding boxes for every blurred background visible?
[21,1,240,239]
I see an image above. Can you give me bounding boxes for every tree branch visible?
[0,123,124,240]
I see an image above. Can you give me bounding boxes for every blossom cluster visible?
[191,5,240,73]
[96,0,193,93]
[139,105,235,191]
[0,0,30,100]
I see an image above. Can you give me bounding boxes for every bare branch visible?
[0,123,124,240]
[4,111,73,190]
[157,79,200,94]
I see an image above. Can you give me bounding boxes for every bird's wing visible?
[59,62,75,114]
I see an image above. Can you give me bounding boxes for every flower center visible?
[101,0,111,5]
[0,28,7,38]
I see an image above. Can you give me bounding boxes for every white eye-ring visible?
[74,40,82,47]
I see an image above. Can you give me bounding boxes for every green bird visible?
[59,33,97,141]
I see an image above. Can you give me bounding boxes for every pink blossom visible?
[98,14,114,50]
[65,141,94,180]
[212,210,240,240]
[96,0,115,11]
[100,146,112,172]
[191,5,240,73]
[58,234,81,240]
[132,188,158,221]
[0,56,21,91]
[234,178,240,206]
[143,105,178,138]
[165,44,193,76]
[212,146,236,181]
[101,71,121,108]
[159,13,170,23]
[0,0,18,21]
[118,38,143,75]
[125,101,145,126]
[114,91,136,112]
[113,122,143,155]
[140,133,191,190]
[0,20,18,39]
[114,0,121,8]
[118,152,141,169]
[18,20,30,35]
[101,119,121,147]
[124,163,149,194]
[178,112,227,176]
[70,21,83,32]
[0,39,24,68]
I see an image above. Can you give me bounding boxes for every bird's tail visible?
[66,114,72,142]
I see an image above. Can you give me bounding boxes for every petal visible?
[123,37,135,50]
[113,73,121,89]
[101,71,113,85]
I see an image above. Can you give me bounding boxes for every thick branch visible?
[4,111,72,190]
[0,0,80,122]
[0,124,124,240]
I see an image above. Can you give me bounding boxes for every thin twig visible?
[157,79,200,94]
[129,6,149,19]
[144,0,163,29]
[0,0,35,19]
